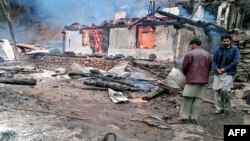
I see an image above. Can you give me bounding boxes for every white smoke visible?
[11,0,151,26]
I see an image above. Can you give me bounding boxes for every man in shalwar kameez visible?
[212,34,240,114]
[171,38,212,124]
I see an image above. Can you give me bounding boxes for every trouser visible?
[180,96,203,120]
[214,89,231,111]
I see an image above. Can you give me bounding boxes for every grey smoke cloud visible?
[11,0,150,25]
[11,0,216,25]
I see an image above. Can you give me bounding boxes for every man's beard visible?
[222,44,230,48]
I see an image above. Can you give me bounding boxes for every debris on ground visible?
[0,131,17,141]
[108,88,129,104]
[0,53,246,140]
[1,0,250,140]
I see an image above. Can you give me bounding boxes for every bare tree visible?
[0,0,20,60]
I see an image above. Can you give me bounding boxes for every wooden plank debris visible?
[131,60,166,79]
[84,79,141,92]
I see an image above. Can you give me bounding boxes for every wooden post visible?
[0,0,20,60]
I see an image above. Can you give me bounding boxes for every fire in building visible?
[0,0,242,62]
[62,0,230,61]
[1,0,250,140]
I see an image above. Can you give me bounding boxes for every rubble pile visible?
[131,60,174,79]
[25,55,120,71]
[21,53,173,75]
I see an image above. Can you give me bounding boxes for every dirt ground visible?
[0,73,247,141]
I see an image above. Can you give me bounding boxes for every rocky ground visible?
[0,69,249,141]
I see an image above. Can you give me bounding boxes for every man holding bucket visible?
[171,38,212,124]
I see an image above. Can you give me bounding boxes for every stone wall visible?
[236,40,250,83]
[108,24,207,61]
[25,55,119,71]
[63,30,92,55]
[21,54,173,79]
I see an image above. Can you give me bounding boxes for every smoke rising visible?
[11,0,150,26]
[4,0,222,48]
[11,1,218,26]
[179,5,216,23]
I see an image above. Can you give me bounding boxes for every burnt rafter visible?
[128,8,228,33]
[137,21,177,27]
[128,13,155,30]
[128,7,161,30]
[156,10,229,33]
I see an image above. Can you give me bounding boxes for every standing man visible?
[171,38,212,124]
[212,34,240,114]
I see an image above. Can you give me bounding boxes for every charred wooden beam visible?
[157,11,183,21]
[128,13,155,29]
[82,26,109,30]
[91,74,137,88]
[131,60,166,79]
[156,10,228,33]
[0,66,40,74]
[0,78,37,85]
[68,73,91,78]
[128,7,160,30]
[69,72,136,88]
[137,21,177,27]
[84,79,141,92]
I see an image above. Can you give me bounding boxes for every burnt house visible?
[62,18,138,55]
[81,25,110,54]
[62,23,92,55]
[62,10,226,60]
[108,11,210,61]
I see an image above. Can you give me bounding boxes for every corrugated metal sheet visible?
[161,67,186,90]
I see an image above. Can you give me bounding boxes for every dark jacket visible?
[212,45,240,76]
[182,47,212,84]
